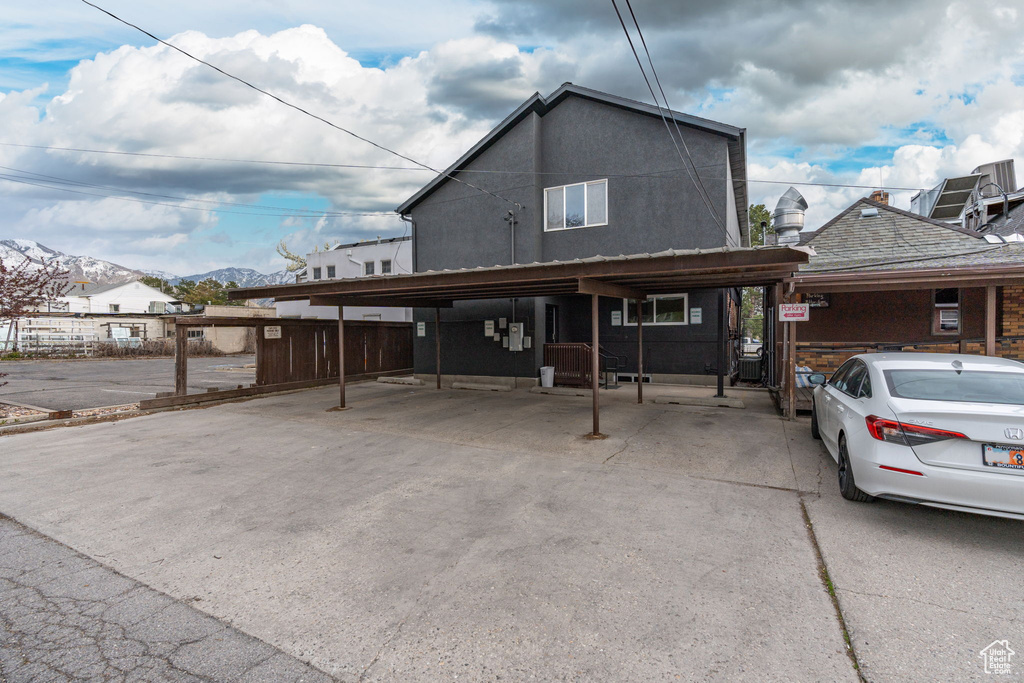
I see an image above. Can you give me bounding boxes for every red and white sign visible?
[779,303,809,321]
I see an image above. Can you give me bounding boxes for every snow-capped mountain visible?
[156,267,294,288]
[1,239,292,288]
[0,239,143,284]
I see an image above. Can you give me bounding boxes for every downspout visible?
[400,214,417,273]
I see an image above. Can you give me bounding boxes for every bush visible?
[1,351,23,360]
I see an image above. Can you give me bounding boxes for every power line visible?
[0,175,393,219]
[0,142,932,191]
[610,0,730,242]
[0,164,389,216]
[80,0,520,209]
[623,0,725,232]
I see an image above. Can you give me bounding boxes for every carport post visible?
[338,310,346,409]
[636,298,643,404]
[174,324,188,396]
[715,289,726,398]
[985,285,996,356]
[435,307,441,389]
[592,293,600,436]
[787,319,797,421]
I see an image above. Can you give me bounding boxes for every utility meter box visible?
[508,322,524,352]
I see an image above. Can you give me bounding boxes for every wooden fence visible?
[256,320,413,385]
[543,343,592,387]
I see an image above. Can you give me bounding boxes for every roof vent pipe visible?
[773,187,807,246]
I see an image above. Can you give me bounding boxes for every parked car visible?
[741,337,762,356]
[808,353,1024,520]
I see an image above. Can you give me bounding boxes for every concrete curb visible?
[529,386,590,397]
[377,376,425,386]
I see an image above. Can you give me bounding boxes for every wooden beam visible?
[309,295,454,308]
[576,278,644,301]
[174,324,188,396]
[986,285,997,356]
[715,289,726,398]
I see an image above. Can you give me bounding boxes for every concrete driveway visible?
[0,382,1020,681]
[0,355,256,411]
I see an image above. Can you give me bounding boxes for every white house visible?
[276,236,412,322]
[56,280,183,314]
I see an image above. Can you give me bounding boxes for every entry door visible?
[545,304,559,344]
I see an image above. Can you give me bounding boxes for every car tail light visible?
[865,415,967,447]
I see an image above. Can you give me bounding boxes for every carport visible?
[230,246,810,436]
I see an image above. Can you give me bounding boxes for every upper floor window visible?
[326,265,336,278]
[109,304,120,313]
[545,179,608,231]
[312,267,322,280]
[381,259,392,274]
[364,261,375,276]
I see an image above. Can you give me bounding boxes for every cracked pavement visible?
[0,515,331,682]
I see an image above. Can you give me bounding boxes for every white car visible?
[808,353,1024,521]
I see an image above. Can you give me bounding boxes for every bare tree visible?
[0,257,69,385]
[276,240,307,273]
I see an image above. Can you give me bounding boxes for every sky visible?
[1,0,1023,275]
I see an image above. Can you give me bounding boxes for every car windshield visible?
[884,368,1024,405]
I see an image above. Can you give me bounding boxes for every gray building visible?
[397,83,748,385]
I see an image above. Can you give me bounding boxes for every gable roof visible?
[63,280,167,298]
[801,197,1024,272]
[395,83,748,243]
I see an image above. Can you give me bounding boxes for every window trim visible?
[380,259,392,275]
[364,261,375,276]
[311,267,322,280]
[543,179,609,231]
[621,293,689,326]
[326,265,336,279]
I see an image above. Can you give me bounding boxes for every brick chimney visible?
[869,190,890,205]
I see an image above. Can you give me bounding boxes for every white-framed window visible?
[326,265,336,278]
[109,304,120,313]
[312,267,322,280]
[187,329,205,339]
[364,261,375,276]
[381,259,392,274]
[623,294,689,325]
[544,179,608,231]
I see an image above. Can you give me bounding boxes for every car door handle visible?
[836,405,845,414]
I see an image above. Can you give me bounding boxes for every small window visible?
[623,294,688,325]
[544,179,608,230]
[933,288,959,335]
[187,329,204,339]
[326,265,336,278]
[362,313,382,321]
[109,304,120,313]
[364,261,375,276]
[312,267,322,280]
[381,259,392,274]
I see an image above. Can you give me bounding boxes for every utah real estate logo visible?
[980,640,1015,675]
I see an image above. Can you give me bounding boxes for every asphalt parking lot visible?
[0,355,256,411]
[0,382,1020,681]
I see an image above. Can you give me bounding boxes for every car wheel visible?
[838,435,874,503]
[811,400,821,440]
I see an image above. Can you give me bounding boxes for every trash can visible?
[540,366,555,388]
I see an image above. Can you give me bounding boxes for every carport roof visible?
[228,246,810,307]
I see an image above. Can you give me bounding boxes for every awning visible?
[229,246,812,306]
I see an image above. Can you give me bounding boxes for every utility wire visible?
[610,0,730,244]
[0,142,932,191]
[0,164,388,216]
[623,0,725,231]
[0,175,393,219]
[80,0,520,209]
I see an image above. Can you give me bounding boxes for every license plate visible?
[983,444,1024,470]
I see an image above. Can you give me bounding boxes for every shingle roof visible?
[801,198,1024,273]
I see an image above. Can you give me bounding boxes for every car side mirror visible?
[807,373,827,386]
